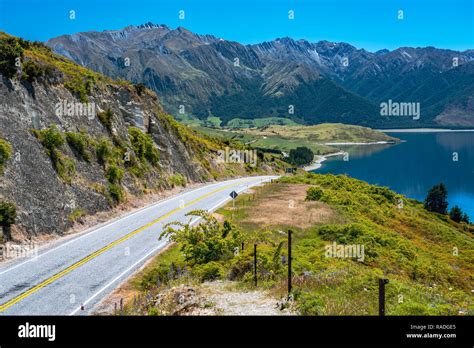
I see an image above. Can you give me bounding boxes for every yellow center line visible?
[0,180,248,312]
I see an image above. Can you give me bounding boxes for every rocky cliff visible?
[0,32,280,239]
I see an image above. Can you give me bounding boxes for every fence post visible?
[379,278,389,316]
[253,244,257,287]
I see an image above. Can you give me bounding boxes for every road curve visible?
[0,176,277,315]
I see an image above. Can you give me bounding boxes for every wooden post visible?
[253,244,257,287]
[379,278,389,316]
[288,230,293,296]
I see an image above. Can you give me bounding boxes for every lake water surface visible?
[314,131,474,219]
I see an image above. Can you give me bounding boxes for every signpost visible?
[230,190,238,208]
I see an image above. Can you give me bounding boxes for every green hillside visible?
[127,173,473,315]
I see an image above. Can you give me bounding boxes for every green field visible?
[193,123,399,155]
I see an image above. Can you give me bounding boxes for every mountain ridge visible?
[46,23,474,127]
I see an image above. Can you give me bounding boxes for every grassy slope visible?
[193,123,399,155]
[130,173,473,316]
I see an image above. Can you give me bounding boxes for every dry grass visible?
[228,183,341,230]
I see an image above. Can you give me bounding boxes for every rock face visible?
[0,73,212,237]
[47,24,474,127]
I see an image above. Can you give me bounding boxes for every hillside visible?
[46,24,474,128]
[193,123,399,155]
[122,173,473,316]
[0,32,286,239]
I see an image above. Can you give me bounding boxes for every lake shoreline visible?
[379,128,474,133]
[304,151,346,171]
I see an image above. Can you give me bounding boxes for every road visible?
[0,176,277,315]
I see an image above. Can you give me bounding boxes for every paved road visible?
[0,176,277,315]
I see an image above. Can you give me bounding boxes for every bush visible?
[128,127,160,165]
[424,183,448,214]
[21,59,53,82]
[449,205,463,223]
[287,146,314,166]
[106,164,124,184]
[169,173,186,187]
[108,183,124,204]
[0,37,23,79]
[97,108,114,132]
[0,201,17,241]
[306,186,323,201]
[296,293,325,315]
[134,83,146,96]
[192,261,226,281]
[66,132,91,162]
[160,211,243,265]
[34,125,65,151]
[0,138,13,173]
[96,138,113,165]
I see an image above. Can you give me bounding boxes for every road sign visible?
[230,191,238,199]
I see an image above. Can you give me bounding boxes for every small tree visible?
[0,201,17,241]
[461,213,470,224]
[424,183,448,214]
[449,205,463,223]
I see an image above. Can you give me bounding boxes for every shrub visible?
[108,183,124,204]
[169,173,186,187]
[0,201,17,241]
[296,293,325,315]
[449,205,463,223]
[160,211,243,265]
[96,138,113,165]
[34,125,65,151]
[21,59,53,82]
[287,146,314,166]
[0,138,13,173]
[97,108,114,132]
[306,186,323,201]
[128,127,160,165]
[192,261,226,281]
[0,37,23,79]
[424,183,448,214]
[66,132,91,162]
[106,164,124,184]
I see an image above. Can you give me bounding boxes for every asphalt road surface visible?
[0,176,277,315]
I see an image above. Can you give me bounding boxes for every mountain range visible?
[46,22,474,128]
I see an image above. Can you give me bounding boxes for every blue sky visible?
[0,0,472,51]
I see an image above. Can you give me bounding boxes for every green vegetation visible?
[131,173,473,316]
[108,183,124,204]
[424,183,449,214]
[160,211,244,264]
[449,205,470,224]
[106,164,124,184]
[168,173,186,188]
[287,146,314,166]
[226,117,299,128]
[0,201,17,241]
[128,127,160,165]
[97,108,114,133]
[66,131,92,162]
[0,137,13,173]
[306,186,324,201]
[0,36,22,78]
[68,208,86,222]
[32,125,76,182]
[21,58,53,82]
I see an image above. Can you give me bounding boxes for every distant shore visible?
[379,128,474,133]
[304,151,346,171]
[320,140,397,145]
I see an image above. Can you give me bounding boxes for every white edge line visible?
[0,177,261,276]
[68,177,273,316]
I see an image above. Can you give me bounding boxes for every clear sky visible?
[0,0,472,51]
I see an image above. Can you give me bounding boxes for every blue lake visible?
[314,131,474,219]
